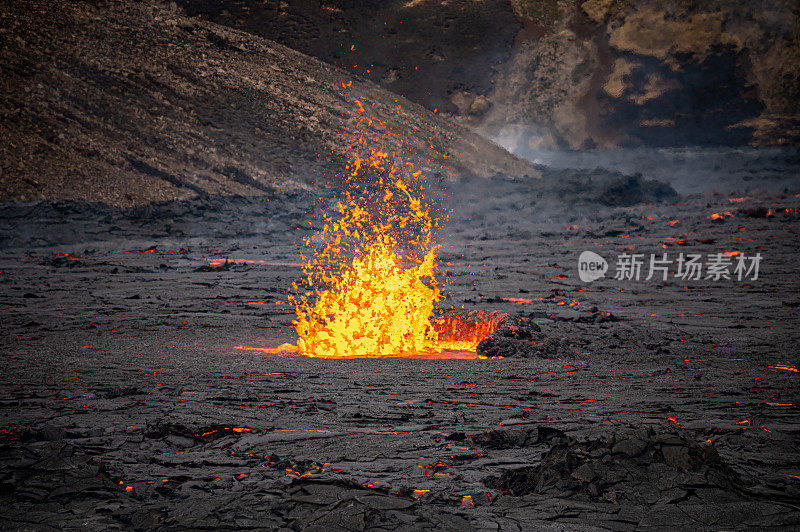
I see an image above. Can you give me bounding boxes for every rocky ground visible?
[1,172,798,529]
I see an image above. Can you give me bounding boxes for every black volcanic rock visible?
[484,428,751,509]
[477,314,573,358]
[472,426,565,450]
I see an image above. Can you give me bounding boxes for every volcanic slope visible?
[0,0,540,206]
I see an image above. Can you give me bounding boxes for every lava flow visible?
[269,95,497,358]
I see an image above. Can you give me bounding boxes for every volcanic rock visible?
[477,314,573,358]
[598,174,679,207]
[484,428,749,506]
[472,426,566,450]
[0,441,134,529]
[611,437,648,458]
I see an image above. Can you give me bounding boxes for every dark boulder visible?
[477,314,572,358]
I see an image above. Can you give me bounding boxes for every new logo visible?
[578,251,608,283]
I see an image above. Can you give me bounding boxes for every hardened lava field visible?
[2,0,799,529]
[1,185,798,530]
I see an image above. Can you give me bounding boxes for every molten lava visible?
[433,311,506,352]
[291,180,442,358]
[276,93,497,358]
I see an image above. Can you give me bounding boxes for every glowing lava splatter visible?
[278,92,494,358]
[290,180,441,357]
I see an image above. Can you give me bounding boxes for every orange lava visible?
[503,297,533,304]
[234,343,484,359]
[768,364,798,373]
[280,94,495,359]
[233,94,499,358]
[708,211,733,220]
[290,180,442,358]
[235,343,299,354]
[432,311,504,351]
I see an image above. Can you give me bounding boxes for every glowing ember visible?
[708,211,733,220]
[235,343,298,354]
[503,297,534,304]
[768,364,798,373]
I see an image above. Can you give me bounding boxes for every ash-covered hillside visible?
[178,0,800,149]
[0,0,539,206]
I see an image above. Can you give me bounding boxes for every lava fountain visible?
[290,180,441,358]
[276,95,497,358]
